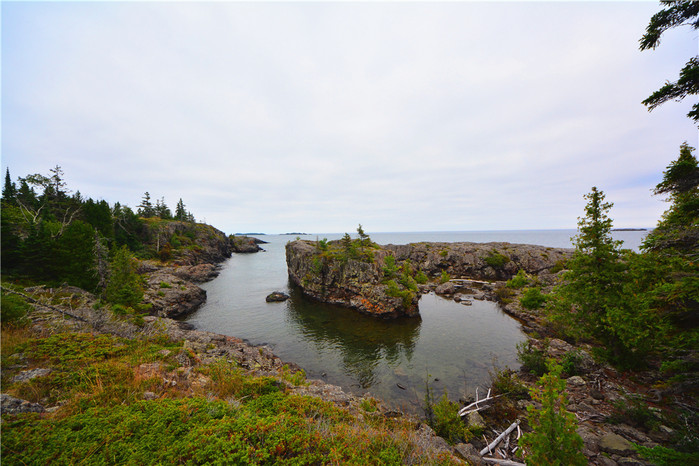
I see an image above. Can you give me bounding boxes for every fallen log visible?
[1,285,87,322]
[481,458,526,466]
[480,419,520,456]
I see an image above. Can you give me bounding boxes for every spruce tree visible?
[137,192,155,218]
[2,168,17,203]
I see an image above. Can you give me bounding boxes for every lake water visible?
[185,229,649,413]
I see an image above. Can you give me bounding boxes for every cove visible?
[185,234,528,413]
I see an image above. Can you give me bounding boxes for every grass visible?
[1,318,462,465]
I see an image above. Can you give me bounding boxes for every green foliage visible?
[440,270,451,284]
[560,350,584,377]
[386,280,415,309]
[159,281,172,289]
[414,269,429,284]
[640,3,699,124]
[507,269,530,289]
[519,287,547,310]
[105,246,144,307]
[383,254,398,279]
[519,364,586,466]
[636,444,699,466]
[489,367,529,400]
[608,396,661,432]
[429,393,464,445]
[484,251,509,268]
[516,340,548,377]
[1,290,30,326]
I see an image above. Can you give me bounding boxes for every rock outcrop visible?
[285,240,420,318]
[286,239,573,319]
[230,235,266,253]
[384,241,572,281]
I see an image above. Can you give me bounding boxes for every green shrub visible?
[414,270,429,284]
[159,282,172,289]
[440,270,451,284]
[507,269,530,289]
[520,287,547,310]
[490,367,529,399]
[430,393,464,445]
[1,291,30,326]
[383,255,398,279]
[519,364,586,465]
[636,445,699,465]
[517,340,548,377]
[485,251,509,268]
[561,350,584,377]
[608,396,661,431]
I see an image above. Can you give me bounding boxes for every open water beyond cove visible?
[186,229,649,413]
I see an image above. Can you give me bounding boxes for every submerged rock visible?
[266,291,290,302]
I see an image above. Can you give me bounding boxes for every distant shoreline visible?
[612,228,647,231]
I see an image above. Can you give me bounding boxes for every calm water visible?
[186,229,649,412]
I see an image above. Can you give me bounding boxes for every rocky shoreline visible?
[3,233,693,465]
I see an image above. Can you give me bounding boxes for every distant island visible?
[235,232,267,235]
[612,228,647,231]
[283,232,309,235]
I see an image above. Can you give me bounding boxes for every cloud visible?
[2,1,696,234]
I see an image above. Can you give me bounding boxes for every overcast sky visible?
[2,1,697,235]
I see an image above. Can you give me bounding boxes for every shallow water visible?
[186,229,648,412]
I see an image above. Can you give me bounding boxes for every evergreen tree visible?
[519,365,586,466]
[640,1,699,124]
[643,142,699,257]
[155,197,172,219]
[105,245,144,307]
[137,192,155,218]
[2,168,17,203]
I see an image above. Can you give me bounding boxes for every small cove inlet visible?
[185,230,648,413]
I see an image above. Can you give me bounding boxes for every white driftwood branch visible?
[481,458,526,466]
[480,420,521,456]
[459,391,502,416]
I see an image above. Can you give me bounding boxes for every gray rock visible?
[454,443,485,465]
[13,368,51,383]
[415,423,452,454]
[467,410,486,429]
[266,291,290,302]
[617,458,644,466]
[567,375,586,387]
[1,394,45,414]
[435,282,456,295]
[600,433,635,456]
[596,456,619,466]
[143,391,158,400]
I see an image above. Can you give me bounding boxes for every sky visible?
[2,1,697,235]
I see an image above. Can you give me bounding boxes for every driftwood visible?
[0,285,87,322]
[481,458,526,466]
[459,387,502,417]
[480,419,520,456]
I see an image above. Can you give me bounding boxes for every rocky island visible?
[286,235,572,319]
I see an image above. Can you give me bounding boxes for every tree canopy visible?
[640,1,699,124]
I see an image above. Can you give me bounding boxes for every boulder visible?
[599,433,635,456]
[266,291,290,302]
[435,281,457,295]
[1,394,45,414]
[12,368,51,383]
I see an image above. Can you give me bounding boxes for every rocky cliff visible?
[285,240,420,318]
[139,223,260,318]
[286,239,573,319]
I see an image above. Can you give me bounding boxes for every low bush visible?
[517,340,548,377]
[507,269,530,289]
[485,251,509,268]
[520,287,547,310]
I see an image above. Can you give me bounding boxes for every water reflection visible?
[285,285,421,388]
